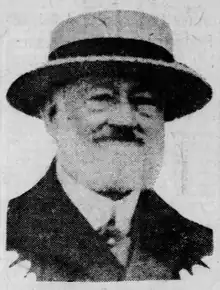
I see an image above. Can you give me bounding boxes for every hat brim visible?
[6,57,212,121]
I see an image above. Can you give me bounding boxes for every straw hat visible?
[6,10,212,121]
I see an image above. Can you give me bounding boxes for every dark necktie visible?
[99,214,131,265]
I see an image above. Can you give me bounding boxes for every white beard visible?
[57,137,164,193]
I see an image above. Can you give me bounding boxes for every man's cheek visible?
[74,118,102,140]
[143,129,164,154]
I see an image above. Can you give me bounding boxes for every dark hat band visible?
[48,38,174,63]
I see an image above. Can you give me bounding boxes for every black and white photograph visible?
[1,0,220,288]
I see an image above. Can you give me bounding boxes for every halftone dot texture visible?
[6,160,213,281]
[6,10,212,121]
[5,9,213,282]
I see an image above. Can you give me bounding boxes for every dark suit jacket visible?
[7,160,213,281]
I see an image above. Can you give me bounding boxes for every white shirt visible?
[56,163,140,235]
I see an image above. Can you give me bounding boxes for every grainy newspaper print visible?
[1,0,220,289]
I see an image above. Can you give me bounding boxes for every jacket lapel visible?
[27,161,125,281]
[124,189,175,280]
[125,189,212,280]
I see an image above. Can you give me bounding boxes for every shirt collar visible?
[56,161,140,233]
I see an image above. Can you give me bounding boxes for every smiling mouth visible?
[93,136,144,146]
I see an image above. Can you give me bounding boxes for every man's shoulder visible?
[7,179,45,234]
[170,200,213,261]
[138,190,213,271]
[179,213,213,256]
[6,163,64,252]
[165,199,213,259]
[172,212,213,272]
[7,163,59,231]
[8,174,48,212]
[7,160,58,213]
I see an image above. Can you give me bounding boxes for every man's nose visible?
[108,101,136,126]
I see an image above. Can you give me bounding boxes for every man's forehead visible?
[64,76,155,94]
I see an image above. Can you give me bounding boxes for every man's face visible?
[43,75,165,195]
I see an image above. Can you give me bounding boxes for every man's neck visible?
[55,159,141,232]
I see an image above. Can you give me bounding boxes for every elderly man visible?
[6,10,213,281]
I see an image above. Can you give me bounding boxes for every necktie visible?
[99,213,131,265]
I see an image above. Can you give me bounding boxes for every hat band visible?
[49,38,174,63]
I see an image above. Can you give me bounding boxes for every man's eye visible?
[86,94,115,112]
[89,94,114,102]
[131,97,157,117]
